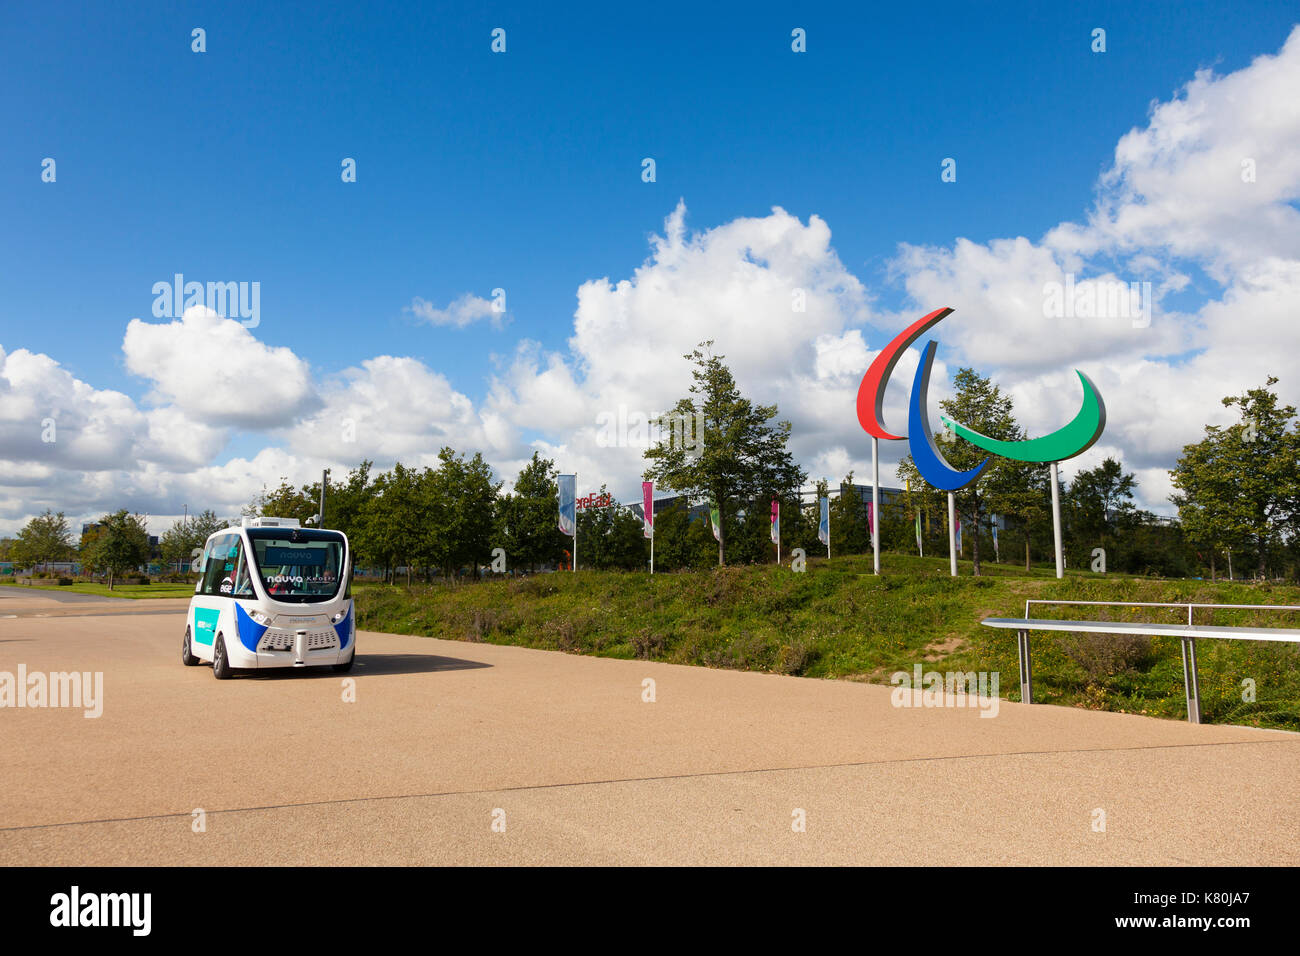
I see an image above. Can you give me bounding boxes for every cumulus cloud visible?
[287,354,509,467]
[1046,28,1300,275]
[885,25,1300,509]
[485,200,877,496]
[0,345,145,471]
[123,305,315,429]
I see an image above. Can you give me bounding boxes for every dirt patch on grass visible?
[922,635,965,660]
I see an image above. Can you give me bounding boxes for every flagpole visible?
[773,499,781,566]
[573,471,578,573]
[947,492,957,576]
[1050,462,1063,578]
[872,436,880,575]
[644,481,655,575]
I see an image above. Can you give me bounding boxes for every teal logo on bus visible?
[193,608,219,646]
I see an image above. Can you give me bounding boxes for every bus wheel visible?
[212,634,233,680]
[332,651,355,673]
[182,627,200,666]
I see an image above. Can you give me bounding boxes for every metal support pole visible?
[1050,462,1064,579]
[319,468,330,527]
[872,437,881,575]
[948,492,957,576]
[1017,629,1034,704]
[1181,637,1202,724]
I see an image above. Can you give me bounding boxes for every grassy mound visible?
[355,553,1300,730]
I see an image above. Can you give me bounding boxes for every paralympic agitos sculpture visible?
[855,307,1107,490]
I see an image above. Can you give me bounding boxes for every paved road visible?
[1,606,1296,865]
[0,590,190,618]
[0,585,133,604]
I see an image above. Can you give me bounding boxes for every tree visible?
[1171,377,1300,579]
[988,459,1052,571]
[159,509,226,572]
[897,368,1021,575]
[243,479,318,524]
[306,462,374,541]
[1071,457,1136,526]
[80,510,150,589]
[1068,457,1137,569]
[498,453,569,571]
[1170,433,1235,580]
[575,486,647,570]
[424,448,500,579]
[649,498,715,570]
[10,510,74,570]
[643,342,804,565]
[830,473,870,557]
[363,462,425,584]
[725,497,778,565]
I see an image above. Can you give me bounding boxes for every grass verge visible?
[355,553,1300,731]
[0,579,196,599]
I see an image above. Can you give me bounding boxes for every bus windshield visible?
[247,531,346,603]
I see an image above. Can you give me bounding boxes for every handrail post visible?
[1017,629,1033,705]
[1180,636,1201,724]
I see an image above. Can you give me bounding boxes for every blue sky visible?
[3,1,1300,531]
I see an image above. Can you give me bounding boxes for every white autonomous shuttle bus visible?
[183,516,355,679]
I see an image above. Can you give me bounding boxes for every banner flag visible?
[710,501,722,542]
[642,481,654,538]
[956,518,963,553]
[558,474,576,536]
[867,501,874,535]
[818,496,830,546]
[770,499,779,544]
[915,510,922,552]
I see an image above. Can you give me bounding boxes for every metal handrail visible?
[993,600,1300,724]
[1024,599,1300,627]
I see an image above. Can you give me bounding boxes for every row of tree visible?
[5,346,1297,582]
[1,509,159,588]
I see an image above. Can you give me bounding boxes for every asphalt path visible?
[2,604,1296,865]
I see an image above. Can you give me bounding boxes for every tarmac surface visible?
[2,603,1297,866]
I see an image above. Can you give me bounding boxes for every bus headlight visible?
[330,610,346,623]
[249,610,272,625]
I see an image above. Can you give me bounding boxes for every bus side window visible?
[232,538,255,597]
[200,535,233,597]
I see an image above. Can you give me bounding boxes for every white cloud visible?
[0,345,145,471]
[407,293,504,329]
[883,26,1300,512]
[123,305,315,429]
[485,200,875,498]
[287,354,507,467]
